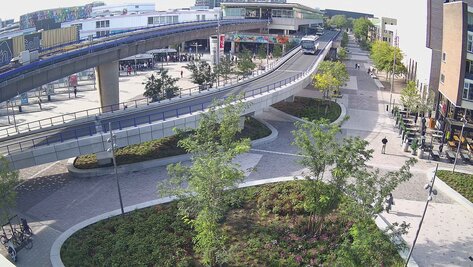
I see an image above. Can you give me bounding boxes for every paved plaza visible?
[1,38,472,266]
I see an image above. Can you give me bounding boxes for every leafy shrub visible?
[61,182,404,266]
[74,117,271,169]
[272,97,341,122]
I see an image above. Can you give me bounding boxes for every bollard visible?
[386,105,389,112]
[18,106,22,113]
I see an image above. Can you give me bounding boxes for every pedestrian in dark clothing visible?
[180,70,183,78]
[37,97,42,110]
[381,137,388,154]
[74,86,77,98]
[386,193,394,213]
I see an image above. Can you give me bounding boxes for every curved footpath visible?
[6,34,473,267]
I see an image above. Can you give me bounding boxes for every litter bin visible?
[18,106,22,113]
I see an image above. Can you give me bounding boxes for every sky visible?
[0,0,392,22]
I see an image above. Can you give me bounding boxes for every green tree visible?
[257,44,267,66]
[346,18,354,29]
[341,31,349,47]
[400,81,421,116]
[313,61,349,109]
[236,50,256,77]
[273,44,282,58]
[292,118,343,234]
[293,117,417,257]
[329,15,348,29]
[185,60,216,90]
[338,47,348,61]
[0,156,19,221]
[353,18,374,43]
[370,40,406,79]
[143,69,180,102]
[158,97,250,266]
[216,58,234,84]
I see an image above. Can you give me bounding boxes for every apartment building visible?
[437,1,472,138]
[369,17,397,45]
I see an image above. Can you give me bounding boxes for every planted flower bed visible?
[437,170,473,202]
[74,117,271,169]
[61,181,404,266]
[272,97,341,122]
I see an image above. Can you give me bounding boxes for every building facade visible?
[195,0,221,9]
[437,1,473,133]
[369,17,397,45]
[62,8,218,39]
[221,2,322,34]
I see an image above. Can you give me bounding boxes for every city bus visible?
[300,35,320,55]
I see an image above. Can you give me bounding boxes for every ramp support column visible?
[96,61,120,112]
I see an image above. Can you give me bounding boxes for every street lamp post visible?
[389,31,398,111]
[216,11,221,87]
[107,122,125,215]
[266,17,270,66]
[452,115,467,173]
[405,164,439,267]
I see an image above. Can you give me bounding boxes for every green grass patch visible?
[61,181,404,266]
[272,97,341,122]
[74,117,271,169]
[437,170,473,202]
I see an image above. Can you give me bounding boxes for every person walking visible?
[381,137,388,154]
[73,86,77,98]
[37,97,42,110]
[385,193,394,213]
[180,70,183,78]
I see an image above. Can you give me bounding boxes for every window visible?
[442,52,446,62]
[148,17,153,24]
[440,74,445,84]
[202,15,206,21]
[96,20,110,28]
[196,15,200,21]
[95,30,110,37]
[467,60,473,75]
[468,34,473,52]
[468,13,473,25]
[463,82,473,101]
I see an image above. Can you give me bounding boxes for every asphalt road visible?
[0,31,339,155]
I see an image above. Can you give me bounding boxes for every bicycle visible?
[1,232,17,262]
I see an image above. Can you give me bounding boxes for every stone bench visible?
[373,79,385,90]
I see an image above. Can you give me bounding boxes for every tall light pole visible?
[216,10,221,87]
[266,16,270,66]
[107,122,125,215]
[452,114,467,173]
[405,164,439,267]
[389,31,398,111]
